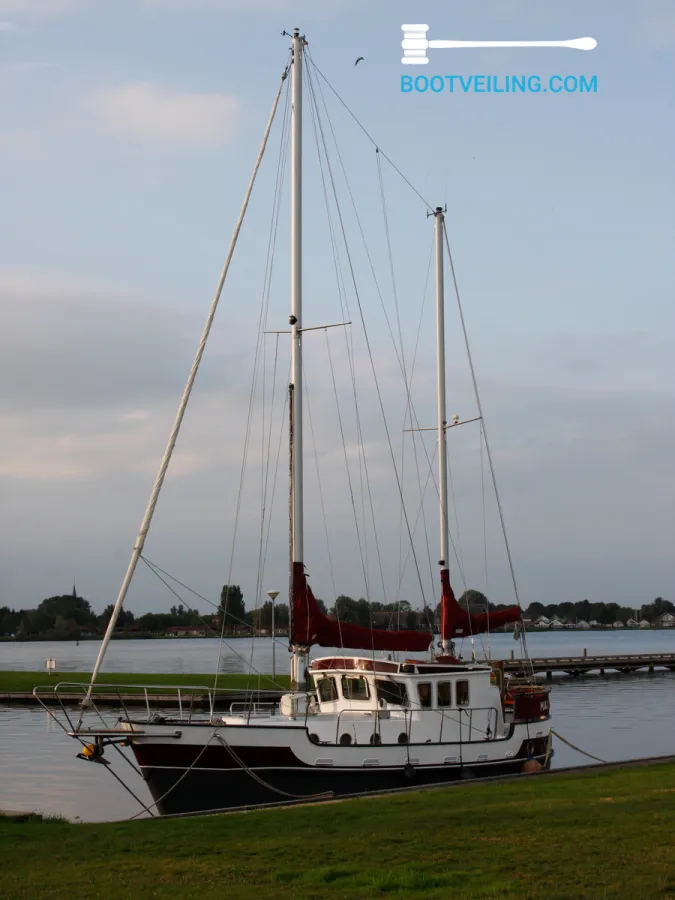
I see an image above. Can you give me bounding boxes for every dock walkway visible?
[505,652,675,679]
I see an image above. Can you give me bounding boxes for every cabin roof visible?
[310,655,491,676]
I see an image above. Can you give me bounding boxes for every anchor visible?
[401,24,597,65]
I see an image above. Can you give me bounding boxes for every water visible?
[3,629,675,675]
[2,631,674,822]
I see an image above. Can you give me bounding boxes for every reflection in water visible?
[2,632,674,822]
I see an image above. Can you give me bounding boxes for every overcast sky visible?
[0,0,673,618]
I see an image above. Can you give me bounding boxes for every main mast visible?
[289,28,306,690]
[434,206,452,655]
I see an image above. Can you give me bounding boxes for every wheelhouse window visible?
[341,675,370,701]
[376,679,408,707]
[317,676,338,702]
[456,680,470,706]
[418,682,432,708]
[437,681,452,707]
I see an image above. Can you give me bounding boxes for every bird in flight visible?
[355,57,364,66]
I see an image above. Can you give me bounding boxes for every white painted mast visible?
[435,206,452,655]
[289,28,307,690]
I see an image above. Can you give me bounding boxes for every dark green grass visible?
[0,671,289,694]
[2,763,675,899]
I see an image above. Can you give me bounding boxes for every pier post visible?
[583,648,587,658]
[546,671,552,681]
[510,650,514,661]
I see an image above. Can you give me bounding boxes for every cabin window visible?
[317,676,338,702]
[375,679,408,707]
[437,681,452,707]
[341,675,370,701]
[456,680,470,706]
[418,682,432,708]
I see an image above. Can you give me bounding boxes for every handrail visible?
[330,705,501,746]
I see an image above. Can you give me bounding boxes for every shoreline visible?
[2,625,675,643]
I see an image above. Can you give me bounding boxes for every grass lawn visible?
[2,763,675,899]
[0,671,289,694]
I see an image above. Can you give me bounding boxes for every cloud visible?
[0,0,74,13]
[93,83,239,146]
[7,60,57,72]
[138,0,350,9]
[0,267,249,479]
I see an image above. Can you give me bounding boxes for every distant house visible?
[655,613,675,628]
[625,618,638,628]
[612,620,624,628]
[639,619,651,628]
[371,611,398,629]
[166,625,207,637]
[550,618,564,630]
[577,620,591,629]
[589,620,601,627]
[533,616,551,629]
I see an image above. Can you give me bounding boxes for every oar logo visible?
[401,24,597,65]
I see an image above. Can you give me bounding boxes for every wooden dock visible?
[504,652,675,679]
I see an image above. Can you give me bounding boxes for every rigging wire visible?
[139,556,289,684]
[399,240,437,604]
[304,63,383,619]
[306,54,434,212]
[307,54,469,619]
[214,68,292,688]
[303,368,338,601]
[324,329,372,611]
[82,64,291,709]
[249,77,292,663]
[376,150,426,632]
[443,227,534,668]
[304,54,431,619]
[303,62,370,615]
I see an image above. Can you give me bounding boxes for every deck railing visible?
[32,681,294,732]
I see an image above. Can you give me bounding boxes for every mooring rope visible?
[214,733,333,802]
[551,729,607,764]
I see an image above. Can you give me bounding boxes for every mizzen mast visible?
[434,206,452,655]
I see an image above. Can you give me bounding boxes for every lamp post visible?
[266,590,280,679]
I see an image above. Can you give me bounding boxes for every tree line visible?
[1,586,672,640]
[526,597,674,625]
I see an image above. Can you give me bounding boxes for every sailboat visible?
[41,29,552,816]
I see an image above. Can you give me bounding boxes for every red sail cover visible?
[439,568,521,639]
[291,562,432,652]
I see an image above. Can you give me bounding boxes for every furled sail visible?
[291,562,433,652]
[439,568,521,639]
